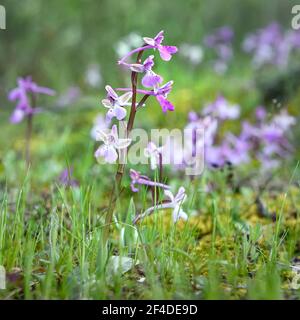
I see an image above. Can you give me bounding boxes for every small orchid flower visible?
[121,55,163,88]
[94,125,131,164]
[129,169,170,192]
[133,186,188,224]
[118,30,178,63]
[102,85,132,123]
[8,76,55,124]
[143,30,178,61]
[144,142,163,170]
[164,187,188,222]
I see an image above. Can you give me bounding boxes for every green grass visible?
[1,158,300,299]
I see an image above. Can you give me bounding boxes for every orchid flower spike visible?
[94,125,131,163]
[129,169,170,192]
[144,142,163,170]
[102,85,132,123]
[133,186,188,224]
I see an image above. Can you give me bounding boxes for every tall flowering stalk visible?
[8,76,55,168]
[95,31,177,243]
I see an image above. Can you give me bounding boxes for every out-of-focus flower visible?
[205,134,250,168]
[202,95,240,120]
[102,85,132,123]
[272,110,296,131]
[58,167,79,187]
[204,26,234,74]
[115,32,143,58]
[8,76,55,124]
[243,23,300,68]
[255,106,267,121]
[85,64,102,88]
[144,142,163,170]
[90,114,108,140]
[57,86,81,107]
[129,169,170,192]
[179,43,203,65]
[94,125,131,163]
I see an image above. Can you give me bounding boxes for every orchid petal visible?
[114,106,127,120]
[142,72,163,88]
[117,92,132,106]
[154,30,164,45]
[143,37,155,46]
[129,64,145,73]
[111,124,119,140]
[105,146,118,163]
[156,95,175,112]
[102,99,113,108]
[105,85,118,100]
[115,138,132,149]
[10,109,25,124]
[95,129,108,143]
[164,190,175,202]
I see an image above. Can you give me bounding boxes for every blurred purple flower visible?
[204,26,234,74]
[57,86,81,107]
[59,167,79,188]
[243,23,300,68]
[255,106,267,121]
[8,76,55,124]
[202,95,240,120]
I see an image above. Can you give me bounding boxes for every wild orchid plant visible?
[8,76,55,168]
[95,30,179,242]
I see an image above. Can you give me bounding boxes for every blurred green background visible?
[0,0,298,88]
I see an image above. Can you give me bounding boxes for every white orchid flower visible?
[133,186,188,224]
[164,187,188,222]
[102,85,132,123]
[94,125,131,164]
